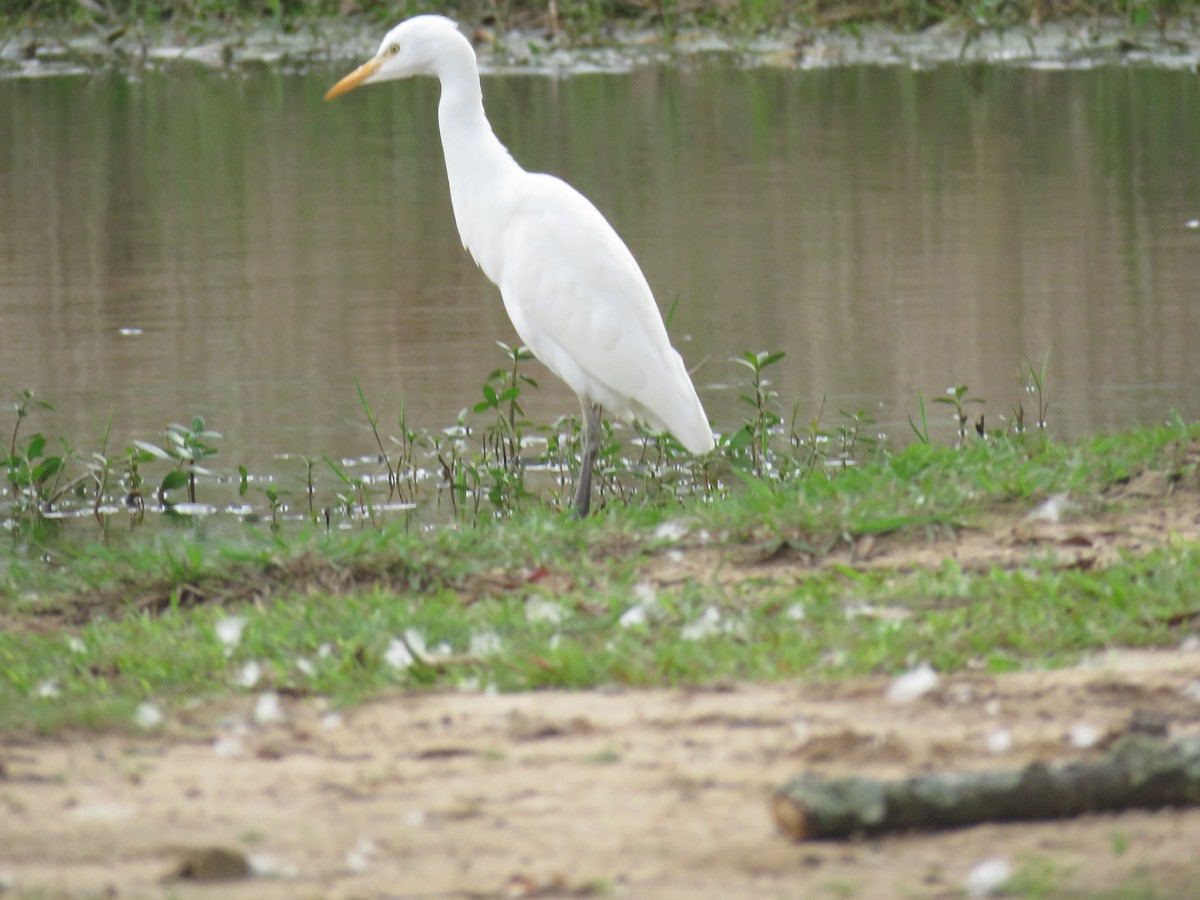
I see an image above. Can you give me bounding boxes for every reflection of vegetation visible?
[3,347,1070,537]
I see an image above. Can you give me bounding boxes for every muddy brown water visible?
[2,62,1198,474]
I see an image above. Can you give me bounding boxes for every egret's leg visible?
[571,401,603,518]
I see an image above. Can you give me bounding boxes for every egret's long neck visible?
[434,38,521,281]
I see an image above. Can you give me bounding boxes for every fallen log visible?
[773,732,1200,841]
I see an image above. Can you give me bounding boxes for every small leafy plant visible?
[727,349,786,477]
[933,383,985,444]
[474,341,537,473]
[133,417,223,505]
[4,388,64,514]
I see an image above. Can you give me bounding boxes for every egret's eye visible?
[389,42,400,55]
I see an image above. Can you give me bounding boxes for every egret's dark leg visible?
[571,401,603,518]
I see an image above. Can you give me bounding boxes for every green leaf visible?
[323,454,353,486]
[32,456,63,483]
[132,440,173,461]
[159,470,190,493]
[726,429,751,450]
[908,391,930,445]
[355,381,376,423]
[664,293,681,330]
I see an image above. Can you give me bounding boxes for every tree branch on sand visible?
[773,732,1200,841]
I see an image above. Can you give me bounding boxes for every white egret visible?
[325,15,714,516]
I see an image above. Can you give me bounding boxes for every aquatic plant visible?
[132,416,223,505]
[727,349,786,479]
[4,388,64,515]
[0,346,1060,539]
[934,383,986,444]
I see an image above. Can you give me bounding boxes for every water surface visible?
[2,63,1197,474]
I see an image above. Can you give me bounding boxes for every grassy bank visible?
[4,0,1198,42]
[3,415,1199,734]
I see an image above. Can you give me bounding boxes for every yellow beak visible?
[324,56,383,101]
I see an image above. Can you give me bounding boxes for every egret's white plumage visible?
[326,16,714,515]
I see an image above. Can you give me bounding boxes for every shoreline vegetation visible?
[2,0,1199,73]
[4,381,1200,731]
[5,0,1199,36]
[3,353,1053,541]
[2,2,1199,739]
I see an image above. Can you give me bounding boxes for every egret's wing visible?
[495,173,712,453]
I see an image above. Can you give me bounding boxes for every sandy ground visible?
[4,478,1200,898]
[3,648,1200,899]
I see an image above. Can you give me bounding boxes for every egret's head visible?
[324,16,464,101]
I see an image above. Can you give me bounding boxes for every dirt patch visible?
[3,650,1200,898]
[645,475,1200,592]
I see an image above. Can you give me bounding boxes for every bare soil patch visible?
[646,472,1200,591]
[3,651,1200,898]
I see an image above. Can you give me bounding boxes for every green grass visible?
[2,416,1198,734]
[1002,854,1200,898]
[3,0,1199,45]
